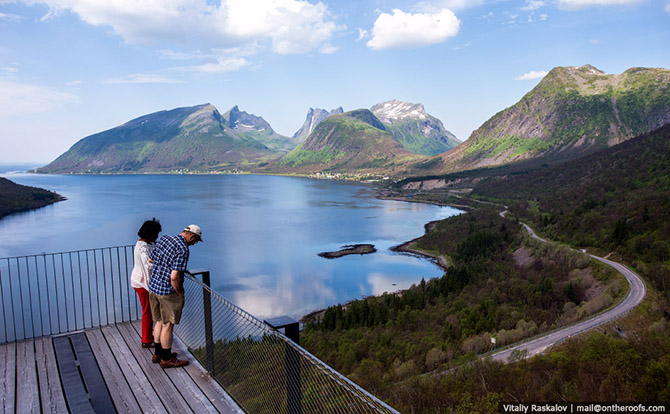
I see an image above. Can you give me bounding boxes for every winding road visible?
[488,219,647,362]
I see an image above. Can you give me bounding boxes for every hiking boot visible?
[152,352,177,363]
[160,357,189,368]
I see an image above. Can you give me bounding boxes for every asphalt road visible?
[489,221,647,363]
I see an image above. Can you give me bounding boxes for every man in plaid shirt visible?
[148,224,202,368]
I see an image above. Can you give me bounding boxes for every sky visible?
[0,0,668,164]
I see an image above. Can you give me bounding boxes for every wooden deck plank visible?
[1,320,243,414]
[119,321,219,413]
[130,320,243,414]
[15,340,40,414]
[34,337,67,414]
[95,326,167,414]
[171,337,245,414]
[53,336,95,414]
[0,342,16,414]
[115,322,195,414]
[70,332,116,413]
[87,328,146,414]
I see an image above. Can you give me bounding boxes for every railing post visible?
[265,316,302,414]
[189,269,215,376]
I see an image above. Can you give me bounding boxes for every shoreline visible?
[302,219,454,325]
[300,189,468,324]
[390,220,450,271]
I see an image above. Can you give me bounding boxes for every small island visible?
[318,244,377,259]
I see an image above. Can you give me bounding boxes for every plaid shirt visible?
[148,234,189,296]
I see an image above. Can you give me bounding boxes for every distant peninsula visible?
[318,244,377,259]
[0,177,64,218]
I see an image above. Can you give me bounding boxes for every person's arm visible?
[139,244,153,273]
[171,270,184,295]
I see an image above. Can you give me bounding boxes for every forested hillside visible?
[302,208,626,412]
[0,177,64,218]
[302,124,670,412]
[474,123,670,300]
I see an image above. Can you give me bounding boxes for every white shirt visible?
[131,240,153,290]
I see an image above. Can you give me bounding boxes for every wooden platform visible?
[0,321,243,414]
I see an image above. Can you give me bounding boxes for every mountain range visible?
[37,65,670,177]
[37,99,460,174]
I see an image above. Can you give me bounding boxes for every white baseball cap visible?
[184,224,203,241]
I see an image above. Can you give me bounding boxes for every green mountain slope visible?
[371,100,460,155]
[407,65,670,175]
[276,109,420,174]
[37,104,281,173]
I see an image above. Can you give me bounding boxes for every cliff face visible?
[221,105,297,153]
[293,107,344,140]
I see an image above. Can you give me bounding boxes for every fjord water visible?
[0,168,459,319]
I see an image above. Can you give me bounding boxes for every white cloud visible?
[0,12,24,22]
[157,50,211,61]
[416,0,485,12]
[319,44,339,54]
[21,0,342,55]
[105,74,186,84]
[357,28,368,41]
[182,57,249,74]
[367,8,460,50]
[0,81,79,117]
[521,0,545,10]
[557,0,645,9]
[515,70,548,80]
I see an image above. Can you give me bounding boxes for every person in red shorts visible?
[130,218,162,348]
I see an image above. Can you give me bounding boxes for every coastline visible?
[302,217,454,325]
[300,188,467,324]
[390,220,450,271]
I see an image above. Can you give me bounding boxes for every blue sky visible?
[1,0,668,164]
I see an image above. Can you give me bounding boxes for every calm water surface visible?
[0,166,460,319]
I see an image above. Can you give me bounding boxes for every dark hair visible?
[138,218,162,241]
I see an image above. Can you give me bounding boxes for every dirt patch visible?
[513,247,534,268]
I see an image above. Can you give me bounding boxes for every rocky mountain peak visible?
[222,105,273,132]
[293,106,344,139]
[370,100,428,124]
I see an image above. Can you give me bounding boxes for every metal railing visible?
[0,247,399,413]
[177,271,399,414]
[0,246,137,343]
